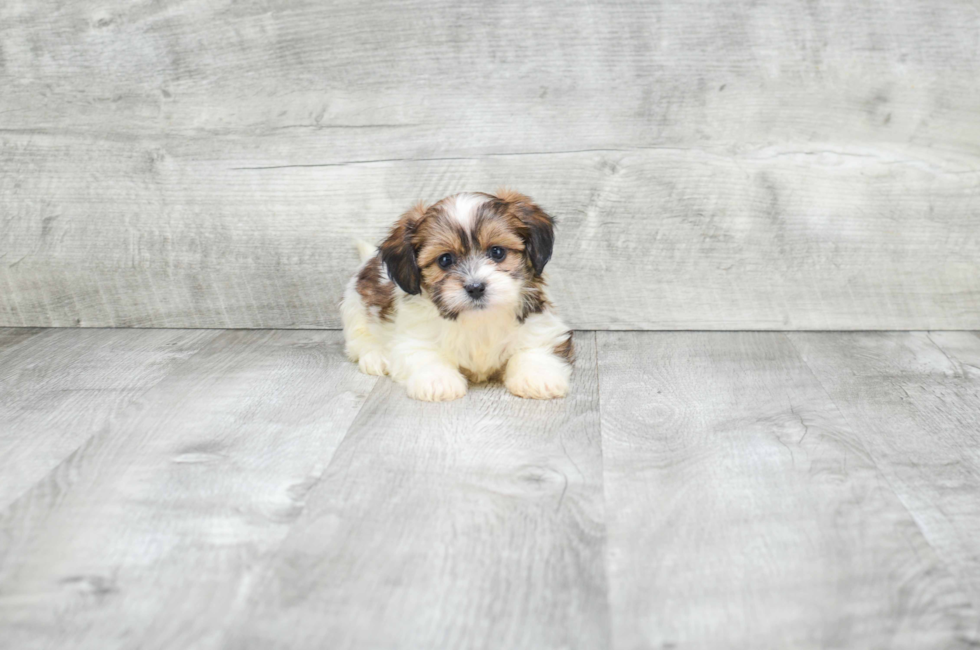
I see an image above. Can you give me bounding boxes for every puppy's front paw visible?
[505,365,570,400]
[357,350,388,376]
[406,368,468,402]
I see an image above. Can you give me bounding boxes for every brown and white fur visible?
[341,190,574,401]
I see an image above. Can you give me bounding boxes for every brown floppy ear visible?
[497,189,555,276]
[379,201,426,295]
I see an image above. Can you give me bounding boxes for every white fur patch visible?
[504,349,571,399]
[468,258,521,310]
[451,192,489,231]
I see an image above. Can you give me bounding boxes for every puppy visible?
[341,190,573,401]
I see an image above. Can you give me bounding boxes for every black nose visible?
[464,282,486,299]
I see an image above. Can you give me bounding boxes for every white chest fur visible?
[389,295,521,382]
[438,308,520,380]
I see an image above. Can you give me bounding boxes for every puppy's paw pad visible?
[358,351,389,376]
[407,369,468,402]
[505,371,569,400]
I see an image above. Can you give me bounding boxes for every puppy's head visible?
[379,190,555,320]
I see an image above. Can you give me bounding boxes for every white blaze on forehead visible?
[451,193,490,231]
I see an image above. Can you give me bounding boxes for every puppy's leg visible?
[389,341,467,402]
[340,279,389,376]
[357,348,389,377]
[407,362,468,402]
[505,349,572,399]
[505,316,574,400]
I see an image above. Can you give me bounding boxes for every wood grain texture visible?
[2,329,980,648]
[597,331,979,649]
[0,328,42,351]
[0,330,376,650]
[0,328,219,510]
[2,0,979,329]
[789,331,980,612]
[226,333,608,650]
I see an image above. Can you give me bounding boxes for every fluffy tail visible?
[355,239,377,263]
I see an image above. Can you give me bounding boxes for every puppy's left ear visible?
[498,189,555,276]
[379,201,427,295]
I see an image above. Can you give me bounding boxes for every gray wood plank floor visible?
[1,329,979,649]
[0,328,220,509]
[789,332,980,614]
[227,332,607,650]
[599,332,978,649]
[0,330,376,649]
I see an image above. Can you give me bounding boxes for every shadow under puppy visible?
[341,190,574,401]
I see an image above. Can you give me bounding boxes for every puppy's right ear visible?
[379,201,426,295]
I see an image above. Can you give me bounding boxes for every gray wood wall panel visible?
[1,0,979,329]
[227,333,608,650]
[597,331,978,648]
[0,330,376,649]
[789,331,980,612]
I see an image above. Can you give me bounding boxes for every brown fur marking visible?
[495,188,532,204]
[553,332,575,363]
[496,188,555,277]
[356,256,395,321]
[518,274,551,322]
[474,214,525,253]
[378,201,428,295]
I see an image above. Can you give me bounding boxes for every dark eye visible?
[438,253,454,269]
[489,246,506,261]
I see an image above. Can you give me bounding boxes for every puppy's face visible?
[380,191,555,320]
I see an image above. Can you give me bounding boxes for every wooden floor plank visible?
[0,330,376,650]
[598,332,979,649]
[0,328,43,352]
[789,331,980,611]
[0,328,219,509]
[3,328,978,648]
[225,333,609,650]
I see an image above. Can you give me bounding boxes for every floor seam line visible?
[591,330,618,650]
[185,351,383,650]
